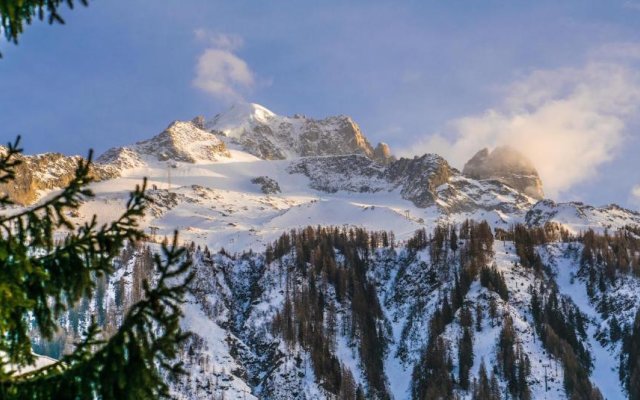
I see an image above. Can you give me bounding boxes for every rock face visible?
[287,155,388,194]
[373,142,394,164]
[462,146,544,200]
[250,176,281,195]
[98,120,230,168]
[191,115,206,130]
[207,103,379,160]
[0,149,117,206]
[385,154,454,208]
[287,152,537,216]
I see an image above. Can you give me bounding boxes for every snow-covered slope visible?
[526,199,640,234]
[97,119,230,169]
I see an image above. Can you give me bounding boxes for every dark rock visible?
[0,149,117,206]
[373,142,395,164]
[287,155,387,193]
[462,146,544,200]
[385,154,453,207]
[251,176,281,194]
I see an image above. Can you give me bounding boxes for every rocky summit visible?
[206,103,392,162]
[462,146,545,200]
[0,147,117,205]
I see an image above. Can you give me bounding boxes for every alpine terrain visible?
[5,103,640,400]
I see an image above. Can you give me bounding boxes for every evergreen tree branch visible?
[0,136,22,208]
[0,0,90,58]
[1,233,193,399]
[0,148,94,229]
[0,144,151,370]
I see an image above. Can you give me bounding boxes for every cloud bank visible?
[192,31,255,102]
[407,44,640,199]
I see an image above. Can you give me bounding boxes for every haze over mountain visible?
[462,146,544,201]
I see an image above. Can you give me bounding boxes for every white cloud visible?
[194,30,244,51]
[405,45,640,199]
[192,30,255,102]
[631,185,640,207]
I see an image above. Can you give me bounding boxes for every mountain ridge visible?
[206,103,393,163]
[4,103,638,233]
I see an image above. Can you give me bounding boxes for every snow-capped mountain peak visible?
[205,102,388,161]
[97,119,230,169]
[207,102,276,134]
[8,103,639,237]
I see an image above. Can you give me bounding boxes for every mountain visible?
[463,146,544,200]
[526,199,640,231]
[97,119,230,169]
[206,103,393,163]
[8,103,640,400]
[0,147,117,205]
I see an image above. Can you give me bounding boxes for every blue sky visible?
[1,0,639,208]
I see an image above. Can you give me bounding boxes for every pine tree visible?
[411,336,454,399]
[458,327,474,390]
[0,138,193,399]
[475,302,483,332]
[450,225,458,253]
[622,310,640,399]
[609,315,622,343]
[0,0,90,57]
[460,305,473,329]
[488,297,498,327]
[473,359,499,400]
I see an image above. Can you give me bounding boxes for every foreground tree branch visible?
[0,137,192,399]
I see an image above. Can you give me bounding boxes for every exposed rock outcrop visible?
[373,142,395,164]
[287,152,537,217]
[462,146,544,200]
[251,176,281,195]
[191,115,206,130]
[385,154,454,208]
[287,155,387,194]
[0,150,117,206]
[98,120,230,168]
[207,103,377,160]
